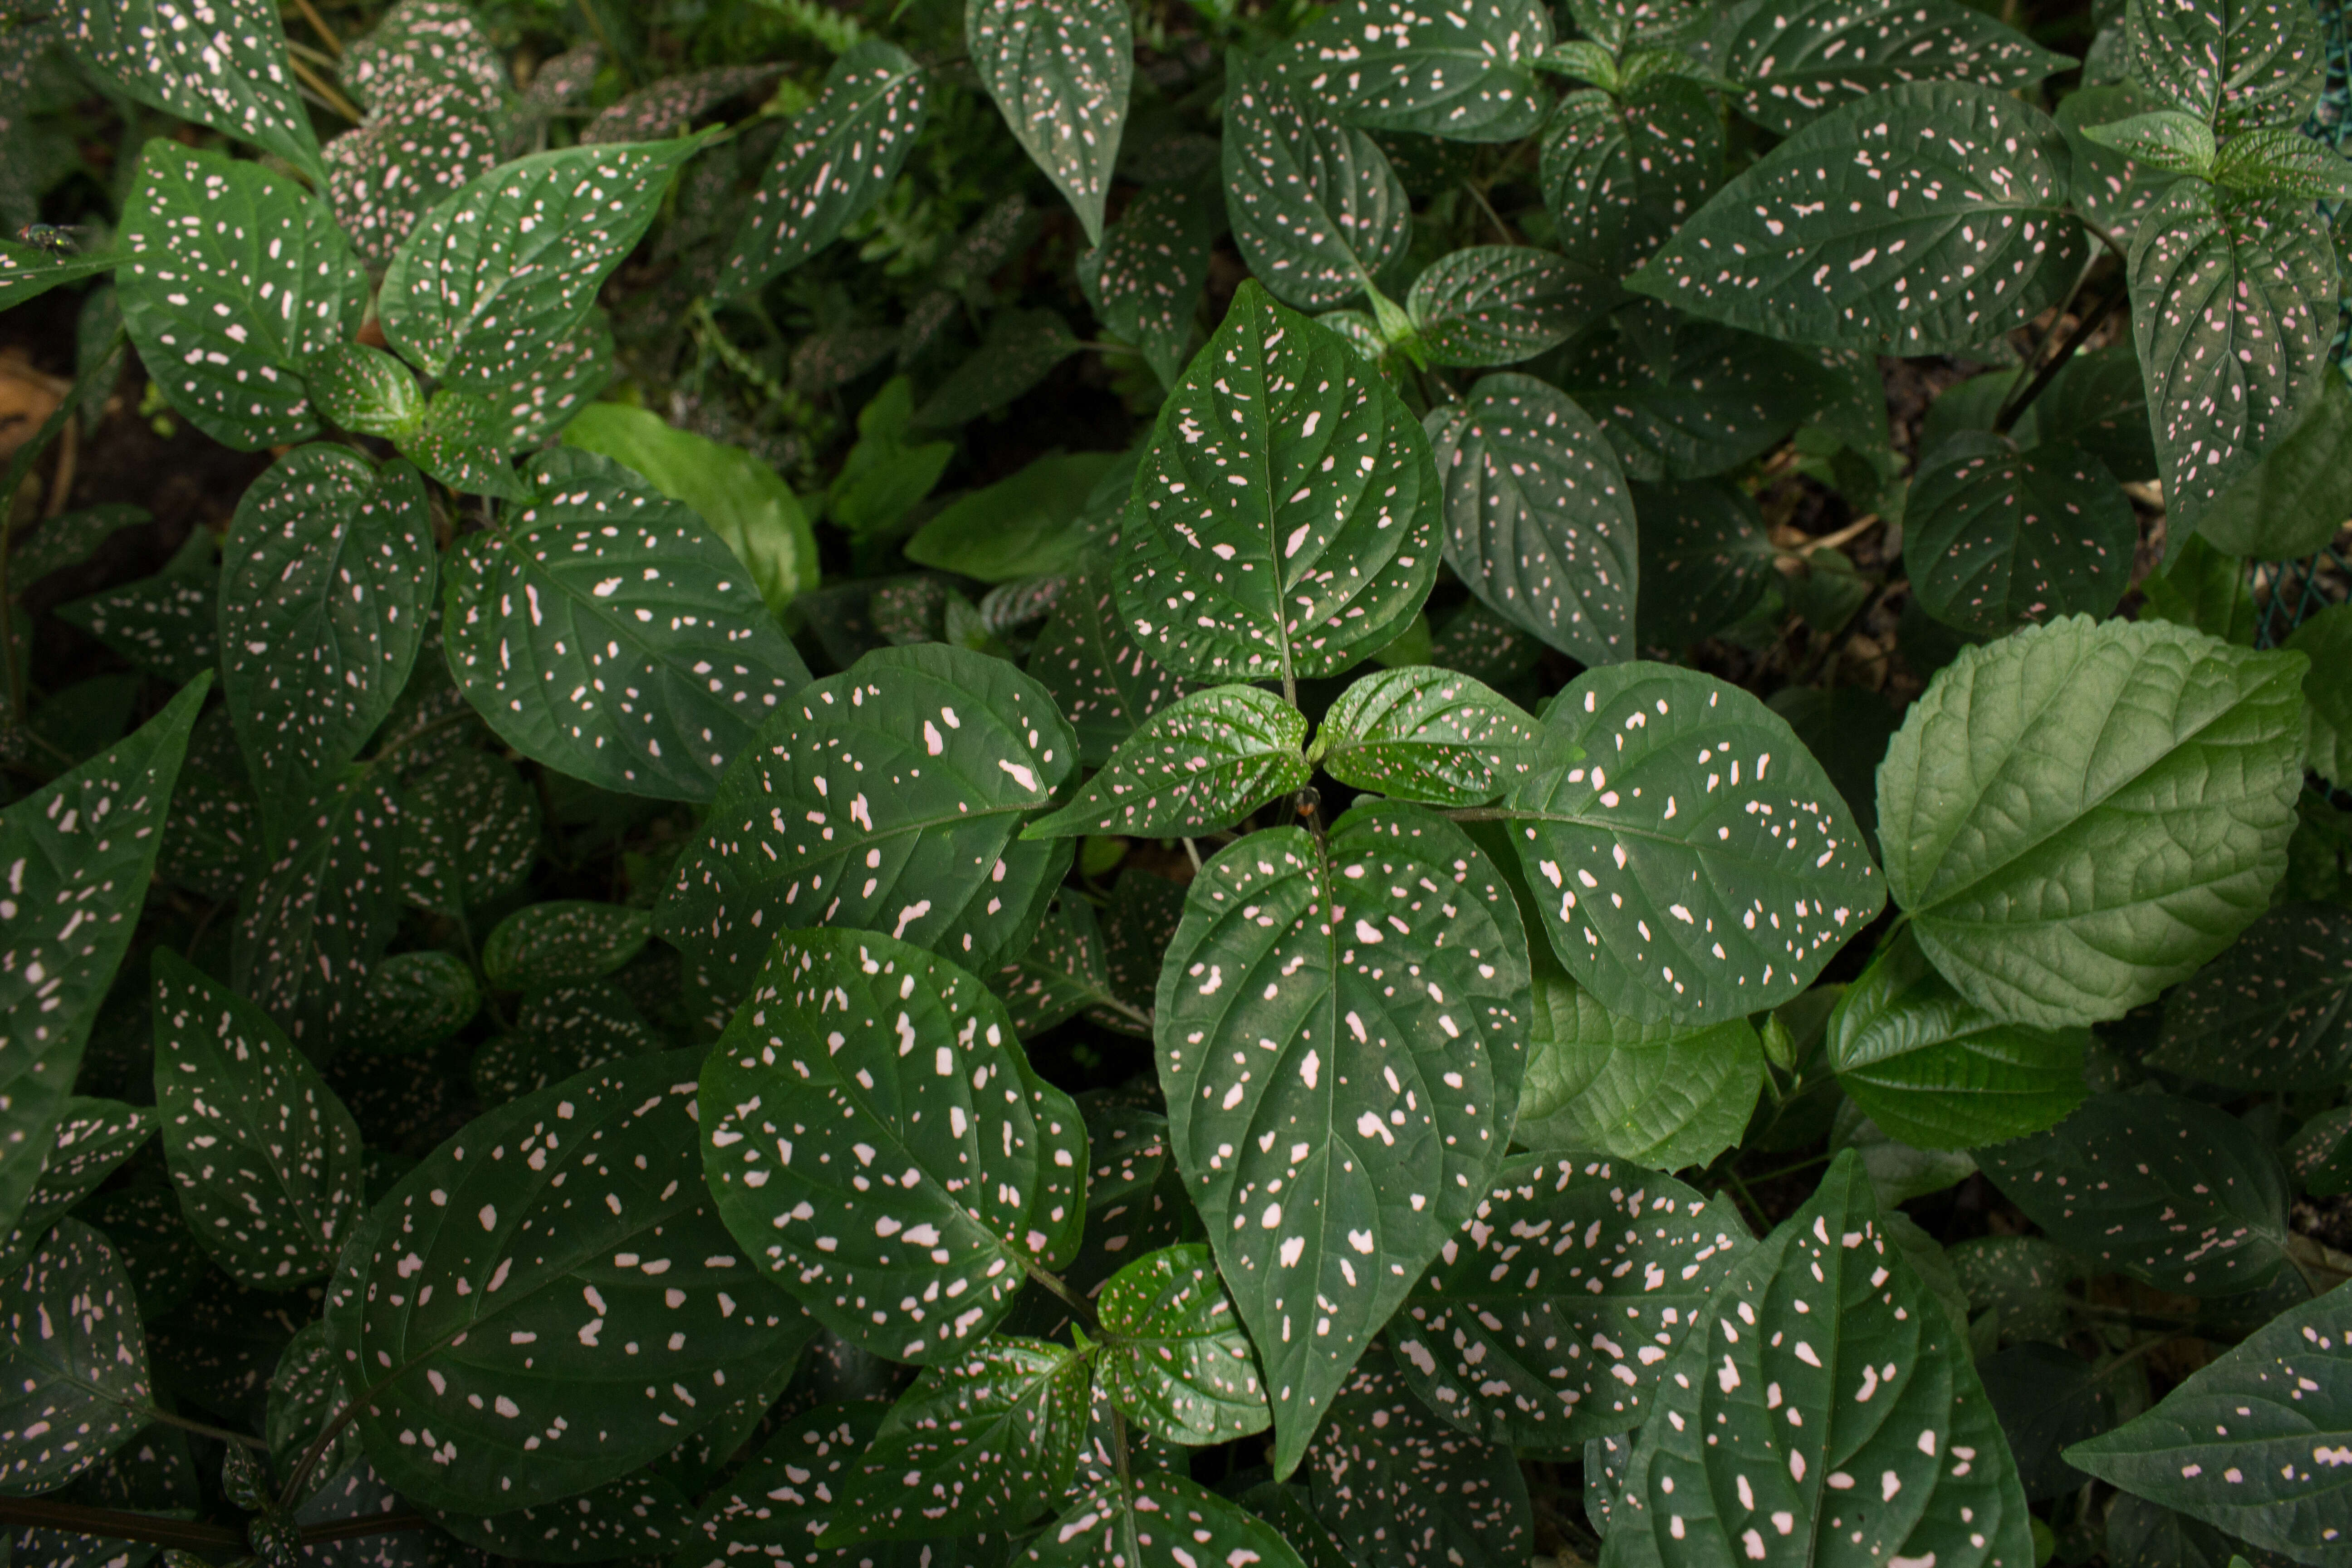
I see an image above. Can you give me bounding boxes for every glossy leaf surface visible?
[1027,684,1308,839]
[1221,66,1410,311]
[1310,665,1541,807]
[968,0,1131,244]
[1095,1242,1268,1445]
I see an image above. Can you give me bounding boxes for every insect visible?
[15,224,78,257]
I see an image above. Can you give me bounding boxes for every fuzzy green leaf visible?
[1156,802,1530,1476]
[1311,665,1542,807]
[968,0,1130,245]
[1391,1154,1753,1448]
[1426,373,1639,666]
[1903,434,2137,638]
[1514,976,1767,1169]
[700,928,1087,1365]
[0,1219,153,1493]
[63,0,325,182]
[1978,1092,2291,1296]
[1114,283,1439,685]
[2212,126,2352,199]
[1631,83,2086,356]
[1027,684,1308,839]
[1221,62,1410,310]
[1095,1242,1268,1445]
[1878,615,2306,1029]
[1715,0,2074,135]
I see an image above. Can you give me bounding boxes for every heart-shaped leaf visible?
[1878,615,2305,1029]
[700,928,1088,1365]
[968,0,1131,244]
[1302,1353,1534,1568]
[481,902,653,990]
[1088,177,1222,385]
[1114,283,1439,686]
[118,142,365,451]
[152,951,364,1289]
[1541,81,1723,277]
[1095,1242,1269,1445]
[1221,62,1410,311]
[2149,902,2352,1089]
[1513,975,1767,1169]
[1979,1092,2291,1296]
[221,446,435,837]
[1278,0,1552,143]
[1026,558,1196,767]
[1715,0,2074,136]
[0,1219,153,1492]
[1027,684,1308,839]
[1601,1152,2034,1568]
[443,447,811,802]
[1825,928,2088,1150]
[327,1051,809,1514]
[1157,801,1530,1476]
[1391,1154,1753,1449]
[63,0,325,182]
[0,676,209,1241]
[1632,83,2086,356]
[1426,373,1639,666]
[723,40,930,296]
[1903,434,2137,638]
[660,642,1074,996]
[2125,0,2322,132]
[1309,665,1542,807]
[2066,1270,2351,1560]
[2129,183,2337,531]
[1500,662,1883,1022]
[1406,246,1616,368]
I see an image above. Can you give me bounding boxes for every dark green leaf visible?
[1095,1242,1268,1445]
[1279,0,1551,143]
[1564,323,1827,481]
[0,238,122,310]
[1027,1472,1307,1568]
[2150,902,2352,1088]
[63,0,325,182]
[1541,81,1723,277]
[1303,1353,1533,1568]
[267,1320,360,1500]
[0,1098,157,1276]
[660,642,1075,993]
[2067,1279,2351,1561]
[1903,434,2136,637]
[11,503,147,586]
[968,0,1130,244]
[1221,61,1410,310]
[0,677,208,1241]
[329,1051,809,1514]
[470,981,662,1106]
[993,896,1134,1037]
[723,41,930,295]
[1631,83,2086,356]
[400,387,526,498]
[323,82,504,268]
[54,572,216,686]
[1977,1342,2112,1500]
[1156,802,1530,1475]
[1947,1235,2083,1347]
[1427,373,1638,665]
[434,1475,698,1562]
[1407,246,1615,368]
[914,309,1085,428]
[1115,283,1439,684]
[481,902,653,990]
[1633,480,1777,645]
[1309,665,1541,807]
[443,447,811,802]
[152,950,364,1288]
[1502,661,1884,1021]
[79,1183,206,1319]
[2195,376,2352,559]
[1025,558,1195,768]
[1878,615,2305,1028]
[396,749,540,916]
[2139,533,2259,645]
[1834,1104,1979,1208]
[344,951,479,1056]
[2293,603,2352,791]
[231,774,406,1051]
[1391,1153,1752,1448]
[0,1219,152,1493]
[2058,83,2176,250]
[580,65,778,144]
[700,928,1087,1365]
[1089,178,1220,384]
[1514,976,1767,1169]
[117,142,364,450]
[2289,1107,2352,1195]
[1825,929,2087,1149]
[1979,1091,2291,1295]
[1714,0,2074,135]
[1027,684,1307,839]
[305,342,427,440]
[2125,0,2321,132]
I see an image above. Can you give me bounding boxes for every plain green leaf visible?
[443,447,811,802]
[700,928,1087,1365]
[1976,1341,2114,1500]
[1541,81,1723,278]
[1276,0,1552,143]
[1114,283,1438,685]
[2130,182,2337,532]
[63,0,325,182]
[1026,684,1308,839]
[2125,0,2322,133]
[152,950,364,1289]
[481,902,654,990]
[117,141,365,450]
[1406,246,1617,368]
[1426,374,1639,666]
[2141,533,2260,643]
[560,403,821,620]
[1826,928,2089,1150]
[1878,615,2305,1028]
[1713,0,2074,135]
[230,774,406,1053]
[1310,665,1542,807]
[329,1051,810,1514]
[1513,975,1767,1169]
[0,1219,154,1493]
[1026,1471,1308,1568]
[221,446,434,837]
[1156,801,1530,1477]
[968,0,1131,244]
[1095,1242,1269,1446]
[1501,661,1884,1021]
[1833,1102,1980,1208]
[722,41,930,296]
[2149,902,2352,1088]
[1633,479,1777,644]
[2024,343,2161,483]
[2291,603,2352,789]
[1221,59,1410,310]
[1390,1153,1752,1448]
[0,676,207,1245]
[1302,1354,1533,1568]
[660,642,1075,993]
[1978,1091,2291,1296]
[2067,1280,2351,1563]
[908,452,1122,583]
[1903,434,2136,637]
[1631,83,2086,356]
[1599,1152,2033,1568]
[2194,376,2352,560]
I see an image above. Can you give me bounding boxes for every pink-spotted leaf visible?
[1027,684,1308,840]
[1309,665,1542,807]
[1220,61,1410,311]
[968,0,1131,245]
[1902,433,2137,638]
[1715,0,2073,136]
[1095,1242,1269,1445]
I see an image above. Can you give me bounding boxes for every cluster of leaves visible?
[2,0,2352,1567]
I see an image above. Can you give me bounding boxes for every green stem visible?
[140,1405,270,1451]
[0,1498,244,1550]
[1023,1261,1098,1331]
[1743,1150,1833,1186]
[2091,1333,2180,1382]
[1993,277,2126,436]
